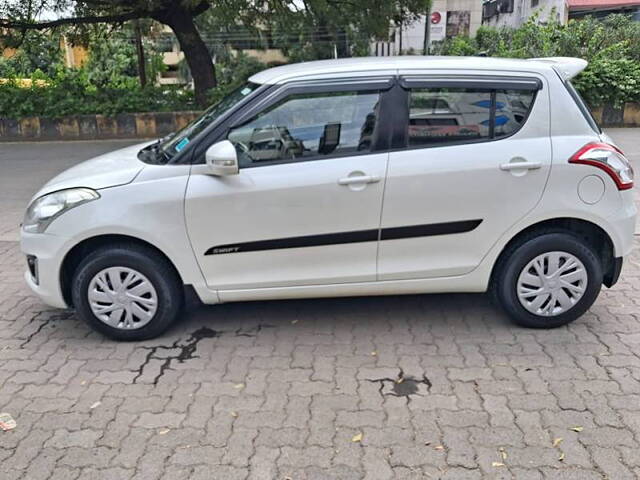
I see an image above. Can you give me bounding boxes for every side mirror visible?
[205,140,239,176]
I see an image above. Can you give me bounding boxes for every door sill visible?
[215,274,487,303]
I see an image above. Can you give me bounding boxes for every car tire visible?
[71,243,183,341]
[493,232,603,329]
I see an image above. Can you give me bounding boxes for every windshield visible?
[138,82,260,164]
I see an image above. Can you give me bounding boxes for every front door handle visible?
[500,160,542,171]
[338,175,381,186]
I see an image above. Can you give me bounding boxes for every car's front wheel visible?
[493,232,603,328]
[71,243,183,340]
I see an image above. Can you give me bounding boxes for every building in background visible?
[568,0,640,19]
[61,37,88,68]
[2,36,87,68]
[482,0,567,27]
[373,0,483,55]
[155,26,286,86]
[482,0,640,27]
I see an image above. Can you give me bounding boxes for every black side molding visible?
[204,219,483,256]
[205,229,377,256]
[381,220,483,241]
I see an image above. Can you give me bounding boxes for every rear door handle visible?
[500,161,542,171]
[338,175,381,186]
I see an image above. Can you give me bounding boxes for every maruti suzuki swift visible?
[21,56,636,340]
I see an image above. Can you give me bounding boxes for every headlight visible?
[23,188,100,234]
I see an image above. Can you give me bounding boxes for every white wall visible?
[484,0,568,28]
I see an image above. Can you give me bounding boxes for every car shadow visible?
[175,291,513,338]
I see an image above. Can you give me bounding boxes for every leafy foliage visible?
[432,13,640,107]
[0,67,197,118]
[0,37,266,118]
[194,0,431,62]
[0,30,64,77]
[2,8,639,118]
[82,26,166,88]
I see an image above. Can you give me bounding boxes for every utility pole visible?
[134,20,147,87]
[422,0,432,55]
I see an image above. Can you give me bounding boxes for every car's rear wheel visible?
[493,232,603,328]
[71,243,183,340]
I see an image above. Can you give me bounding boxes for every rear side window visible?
[495,90,536,138]
[407,87,536,147]
[563,80,601,134]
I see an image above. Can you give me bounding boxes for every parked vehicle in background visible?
[21,56,636,340]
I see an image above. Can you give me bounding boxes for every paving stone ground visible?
[1,132,639,479]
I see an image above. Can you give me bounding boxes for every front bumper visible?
[20,230,70,309]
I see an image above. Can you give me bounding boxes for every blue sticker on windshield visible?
[175,138,190,152]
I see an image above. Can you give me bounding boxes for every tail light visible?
[569,142,634,191]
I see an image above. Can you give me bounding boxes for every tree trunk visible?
[423,1,432,55]
[133,20,147,87]
[162,9,217,107]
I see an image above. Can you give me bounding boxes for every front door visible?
[378,73,552,280]
[185,81,391,290]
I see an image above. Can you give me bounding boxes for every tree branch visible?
[0,11,145,30]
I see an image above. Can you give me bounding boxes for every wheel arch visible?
[489,217,618,289]
[60,234,186,307]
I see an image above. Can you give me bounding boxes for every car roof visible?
[249,56,586,84]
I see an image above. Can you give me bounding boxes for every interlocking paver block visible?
[0,134,639,479]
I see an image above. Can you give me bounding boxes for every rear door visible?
[378,73,551,280]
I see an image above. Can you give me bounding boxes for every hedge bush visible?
[0,52,269,119]
[0,67,196,118]
[433,13,640,108]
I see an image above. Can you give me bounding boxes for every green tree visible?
[0,0,220,105]
[1,0,438,104]
[430,13,640,107]
[82,25,166,88]
[0,29,63,76]
[227,0,433,61]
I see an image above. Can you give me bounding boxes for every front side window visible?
[408,86,536,147]
[227,90,381,167]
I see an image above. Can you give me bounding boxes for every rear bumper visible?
[608,189,637,258]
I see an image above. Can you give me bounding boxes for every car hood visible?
[34,141,153,199]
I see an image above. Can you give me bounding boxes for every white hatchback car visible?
[21,56,636,340]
